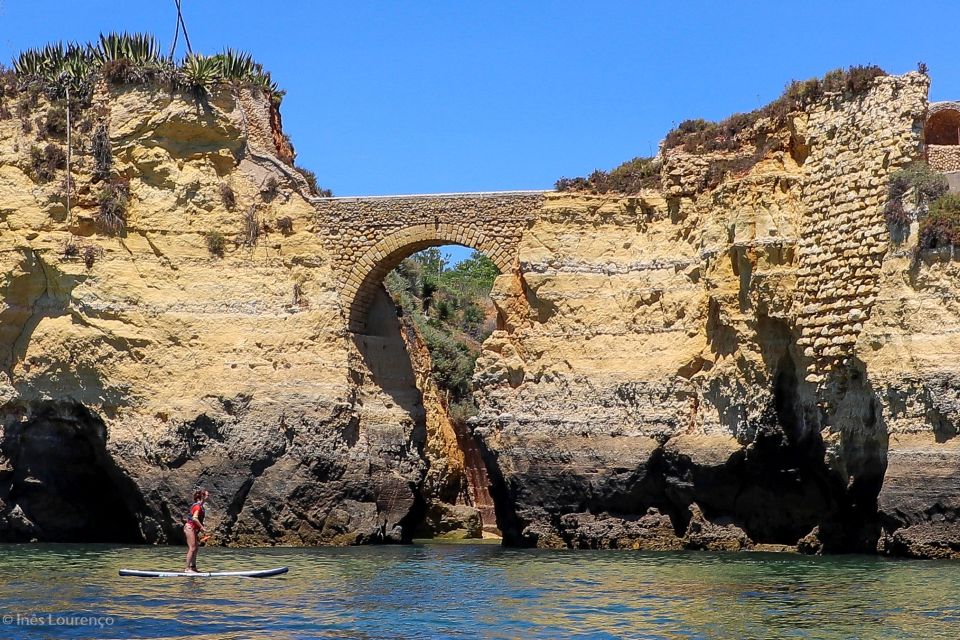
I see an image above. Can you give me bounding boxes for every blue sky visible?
[2,1,958,263]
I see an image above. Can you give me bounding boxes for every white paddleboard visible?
[119,567,288,578]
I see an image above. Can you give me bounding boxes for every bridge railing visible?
[317,190,547,202]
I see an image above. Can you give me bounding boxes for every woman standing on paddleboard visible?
[184,488,209,573]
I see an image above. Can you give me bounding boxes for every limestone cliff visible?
[471,71,960,556]
[2,68,959,558]
[0,84,423,544]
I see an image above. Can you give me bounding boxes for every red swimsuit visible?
[186,501,205,531]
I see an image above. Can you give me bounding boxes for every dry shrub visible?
[298,166,318,194]
[61,239,102,269]
[919,194,960,250]
[205,231,226,257]
[888,163,949,205]
[37,105,68,138]
[29,143,66,183]
[82,245,101,268]
[241,206,261,246]
[0,66,16,99]
[883,198,909,227]
[296,166,333,197]
[554,66,886,195]
[663,66,886,155]
[61,239,80,260]
[884,162,949,242]
[275,216,293,234]
[219,182,236,211]
[91,123,112,182]
[556,156,659,194]
[101,59,159,86]
[96,179,129,235]
[17,89,40,133]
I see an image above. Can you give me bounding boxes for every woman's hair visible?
[193,488,207,502]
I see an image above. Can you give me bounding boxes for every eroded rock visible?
[1,71,958,557]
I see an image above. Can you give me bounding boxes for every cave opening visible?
[353,243,507,540]
[0,403,144,543]
[715,319,836,545]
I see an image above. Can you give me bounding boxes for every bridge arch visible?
[926,107,960,146]
[343,223,514,333]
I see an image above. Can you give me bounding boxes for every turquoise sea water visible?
[0,543,958,639]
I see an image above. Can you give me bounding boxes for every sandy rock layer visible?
[2,73,960,557]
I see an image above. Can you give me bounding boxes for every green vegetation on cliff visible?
[882,161,955,248]
[0,32,332,227]
[662,65,887,154]
[555,156,659,195]
[556,65,890,195]
[5,33,284,108]
[385,249,499,415]
[920,193,960,249]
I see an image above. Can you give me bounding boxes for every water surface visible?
[0,543,957,638]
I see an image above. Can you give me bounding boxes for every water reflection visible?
[0,544,956,638]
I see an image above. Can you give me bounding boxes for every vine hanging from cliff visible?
[95,178,129,235]
[91,123,111,182]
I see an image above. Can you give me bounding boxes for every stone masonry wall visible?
[794,76,929,394]
[316,193,543,332]
[925,102,960,172]
[928,145,960,173]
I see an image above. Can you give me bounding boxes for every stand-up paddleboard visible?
[119,567,288,578]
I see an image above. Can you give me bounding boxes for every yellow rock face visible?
[2,72,958,556]
[472,72,960,555]
[0,85,422,545]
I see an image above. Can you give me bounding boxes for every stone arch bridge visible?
[315,191,545,332]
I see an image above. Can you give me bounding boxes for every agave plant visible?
[215,48,261,82]
[214,48,285,104]
[248,70,273,90]
[95,32,161,65]
[95,32,163,85]
[15,42,68,80]
[12,33,286,108]
[15,41,94,101]
[268,87,286,107]
[152,57,182,87]
[63,46,95,78]
[248,70,284,105]
[181,54,221,98]
[14,48,48,78]
[53,44,95,100]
